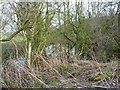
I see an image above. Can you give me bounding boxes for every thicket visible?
[1,2,120,64]
[0,1,120,88]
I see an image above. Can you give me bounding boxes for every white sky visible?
[0,0,119,2]
[0,0,118,34]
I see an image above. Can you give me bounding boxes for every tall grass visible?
[1,41,119,88]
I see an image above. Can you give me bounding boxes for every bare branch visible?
[0,29,23,42]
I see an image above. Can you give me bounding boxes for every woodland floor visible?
[1,58,119,88]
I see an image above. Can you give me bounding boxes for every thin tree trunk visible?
[27,42,32,68]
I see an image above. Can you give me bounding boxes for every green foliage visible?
[2,41,24,62]
[103,68,113,76]
[31,87,43,88]
[90,74,108,82]
[55,64,71,74]
[111,60,120,64]
[1,2,119,65]
[45,80,59,85]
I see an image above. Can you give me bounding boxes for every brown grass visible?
[1,57,119,88]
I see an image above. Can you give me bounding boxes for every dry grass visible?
[1,57,119,88]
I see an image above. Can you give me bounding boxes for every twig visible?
[39,55,87,88]
[12,62,49,88]
[67,72,87,87]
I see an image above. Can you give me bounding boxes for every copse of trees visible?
[45,1,119,62]
[1,1,120,68]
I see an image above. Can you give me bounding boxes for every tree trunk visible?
[27,42,32,68]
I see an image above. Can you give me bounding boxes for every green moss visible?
[90,74,108,82]
[45,80,59,85]
[31,87,43,88]
[55,64,71,74]
[103,68,113,76]
[111,60,120,64]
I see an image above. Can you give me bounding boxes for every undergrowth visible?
[1,58,119,88]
